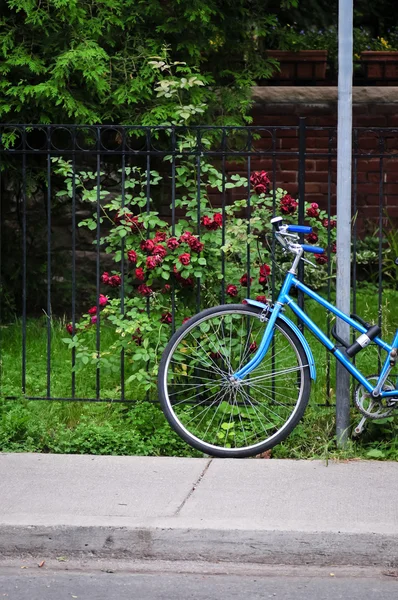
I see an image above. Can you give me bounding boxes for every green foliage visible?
[0,0,297,125]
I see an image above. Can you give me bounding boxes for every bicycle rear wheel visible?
[158,304,311,458]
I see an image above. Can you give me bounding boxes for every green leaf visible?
[366,448,385,459]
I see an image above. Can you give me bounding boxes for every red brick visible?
[279,138,299,150]
[278,171,298,183]
[254,116,298,126]
[367,172,381,183]
[355,116,388,127]
[278,159,299,170]
[305,172,332,183]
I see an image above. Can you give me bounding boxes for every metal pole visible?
[336,0,353,447]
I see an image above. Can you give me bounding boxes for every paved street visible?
[0,563,397,600]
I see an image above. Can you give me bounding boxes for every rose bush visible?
[56,157,336,397]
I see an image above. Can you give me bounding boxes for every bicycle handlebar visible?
[270,217,325,255]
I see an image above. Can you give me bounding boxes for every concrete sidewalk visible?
[1,453,398,566]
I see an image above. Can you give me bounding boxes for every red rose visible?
[101,272,110,284]
[187,235,204,253]
[137,284,153,297]
[161,284,171,294]
[167,237,180,250]
[254,183,267,195]
[132,328,143,346]
[315,254,328,265]
[160,312,172,324]
[180,231,193,243]
[99,294,108,307]
[250,171,270,193]
[280,194,298,215]
[240,273,253,287]
[201,216,212,229]
[213,213,223,227]
[173,265,194,287]
[154,231,167,242]
[91,315,98,324]
[135,267,145,281]
[255,295,267,304]
[109,275,121,287]
[146,255,161,270]
[66,323,73,335]
[152,244,167,259]
[322,218,336,229]
[306,233,319,244]
[179,253,191,266]
[140,239,155,253]
[115,211,143,232]
[331,243,337,254]
[182,316,191,324]
[127,250,137,263]
[249,341,258,353]
[88,306,97,315]
[259,264,271,284]
[306,203,320,218]
[226,284,238,297]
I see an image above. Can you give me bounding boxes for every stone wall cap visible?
[252,86,398,104]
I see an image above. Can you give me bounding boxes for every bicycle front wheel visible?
[158,304,311,458]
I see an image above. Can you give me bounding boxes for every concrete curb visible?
[1,525,397,567]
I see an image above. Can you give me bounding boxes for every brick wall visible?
[223,86,398,232]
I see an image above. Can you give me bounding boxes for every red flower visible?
[179,253,191,266]
[146,255,162,270]
[306,233,319,244]
[249,341,258,353]
[167,237,180,250]
[240,273,253,287]
[137,284,153,297]
[152,244,167,259]
[213,213,223,227]
[161,284,171,294]
[101,272,110,284]
[127,250,137,264]
[280,194,298,215]
[160,312,172,324]
[135,267,145,281]
[250,171,270,195]
[201,216,212,229]
[182,316,191,324]
[154,231,167,242]
[187,236,204,253]
[306,203,320,218]
[226,284,238,297]
[173,265,194,287]
[88,306,97,315]
[315,254,328,265]
[109,275,121,287]
[132,328,143,346]
[255,295,267,304]
[115,211,143,232]
[99,294,108,307]
[322,218,336,229]
[180,231,193,243]
[331,243,337,254]
[66,323,73,335]
[91,315,98,324]
[140,239,155,253]
[259,264,271,285]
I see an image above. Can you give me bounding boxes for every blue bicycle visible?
[158,216,398,457]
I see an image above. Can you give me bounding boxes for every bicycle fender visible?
[245,299,316,380]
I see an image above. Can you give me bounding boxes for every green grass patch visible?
[0,284,397,458]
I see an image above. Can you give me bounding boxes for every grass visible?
[0,284,397,459]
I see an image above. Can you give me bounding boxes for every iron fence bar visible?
[378,136,385,373]
[95,132,101,400]
[297,117,306,331]
[0,151,2,396]
[120,131,126,402]
[196,130,201,313]
[220,133,226,305]
[326,130,333,406]
[46,130,52,397]
[21,138,27,394]
[71,148,77,399]
[246,131,252,298]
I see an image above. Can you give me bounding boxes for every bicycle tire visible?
[158,304,311,458]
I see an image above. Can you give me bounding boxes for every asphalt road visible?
[1,562,397,600]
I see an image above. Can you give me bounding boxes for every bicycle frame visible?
[234,271,398,398]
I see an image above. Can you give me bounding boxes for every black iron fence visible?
[0,123,397,404]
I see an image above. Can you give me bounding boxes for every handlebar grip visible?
[287,225,312,234]
[301,244,325,254]
[270,216,283,230]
